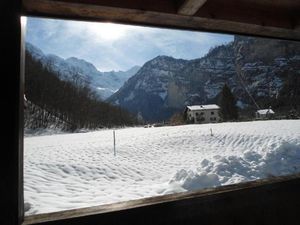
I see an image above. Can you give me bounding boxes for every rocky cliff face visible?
[233,36,300,106]
[108,56,189,121]
[108,36,300,122]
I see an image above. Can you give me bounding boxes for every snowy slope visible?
[24,120,300,215]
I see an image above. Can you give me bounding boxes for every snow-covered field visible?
[24,120,300,215]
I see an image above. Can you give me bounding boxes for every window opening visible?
[23,16,300,216]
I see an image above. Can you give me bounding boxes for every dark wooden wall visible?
[31,0,300,29]
[1,1,24,225]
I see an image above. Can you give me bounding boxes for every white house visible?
[255,108,275,119]
[185,104,221,124]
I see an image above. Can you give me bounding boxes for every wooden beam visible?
[195,0,299,30]
[178,0,207,16]
[44,0,178,14]
[22,0,300,41]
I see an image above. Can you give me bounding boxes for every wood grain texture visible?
[195,0,300,29]
[22,0,300,40]
[177,0,207,15]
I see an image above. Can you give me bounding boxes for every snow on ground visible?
[24,120,300,215]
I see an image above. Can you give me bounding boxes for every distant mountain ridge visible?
[26,42,140,99]
[108,36,300,122]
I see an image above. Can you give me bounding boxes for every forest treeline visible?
[25,52,137,131]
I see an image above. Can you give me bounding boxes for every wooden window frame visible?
[3,1,300,225]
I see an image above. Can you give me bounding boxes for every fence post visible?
[113,130,116,156]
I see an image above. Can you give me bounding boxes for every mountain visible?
[25,51,138,131]
[233,36,300,110]
[108,36,300,122]
[109,56,189,121]
[25,43,140,99]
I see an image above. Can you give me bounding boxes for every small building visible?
[185,104,221,124]
[255,108,275,119]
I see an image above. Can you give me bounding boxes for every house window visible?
[211,111,214,115]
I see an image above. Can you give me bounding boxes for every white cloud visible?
[62,21,137,43]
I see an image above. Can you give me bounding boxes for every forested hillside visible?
[25,52,137,132]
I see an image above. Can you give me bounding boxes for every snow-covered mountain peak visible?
[66,57,100,75]
[153,55,175,60]
[46,54,65,62]
[26,43,140,100]
[149,55,187,65]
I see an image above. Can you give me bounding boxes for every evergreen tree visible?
[169,112,185,125]
[219,84,239,121]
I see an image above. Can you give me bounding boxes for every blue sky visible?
[26,17,233,72]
